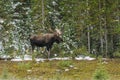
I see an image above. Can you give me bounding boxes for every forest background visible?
[0,0,120,58]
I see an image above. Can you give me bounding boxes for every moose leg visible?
[37,47,41,54]
[31,44,35,54]
[46,46,51,59]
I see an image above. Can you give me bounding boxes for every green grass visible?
[0,59,120,80]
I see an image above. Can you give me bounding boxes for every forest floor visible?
[0,59,120,80]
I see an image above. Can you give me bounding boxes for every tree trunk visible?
[99,0,104,55]
[86,0,90,53]
[104,19,108,58]
[42,0,44,29]
[87,26,90,53]
[104,0,108,58]
[117,0,120,28]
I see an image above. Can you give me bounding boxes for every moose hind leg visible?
[46,47,51,59]
[31,45,35,54]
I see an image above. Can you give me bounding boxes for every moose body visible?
[30,30,63,59]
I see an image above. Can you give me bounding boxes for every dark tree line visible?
[0,0,120,58]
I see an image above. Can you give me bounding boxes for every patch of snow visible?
[54,54,57,57]
[12,2,22,9]
[11,55,32,61]
[52,1,57,6]
[65,68,69,72]
[11,58,23,61]
[0,18,4,23]
[0,54,11,60]
[35,58,45,62]
[73,67,78,70]
[84,56,96,61]
[75,56,84,60]
[69,65,74,68]
[11,55,95,62]
[11,56,71,62]
[48,11,52,14]
[24,55,32,61]
[75,55,95,61]
[49,57,70,61]
[14,56,21,59]
[27,70,32,72]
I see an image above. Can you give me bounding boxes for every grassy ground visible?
[0,59,120,80]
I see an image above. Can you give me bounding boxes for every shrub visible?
[93,62,109,80]
[1,66,9,79]
[17,62,32,71]
[51,46,65,58]
[113,51,120,58]
[72,46,89,58]
[58,60,73,69]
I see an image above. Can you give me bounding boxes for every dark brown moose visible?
[30,29,63,59]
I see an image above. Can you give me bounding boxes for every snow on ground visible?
[84,56,96,60]
[0,54,11,60]
[10,55,95,62]
[11,55,70,62]
[0,54,95,62]
[75,55,96,61]
[11,55,32,61]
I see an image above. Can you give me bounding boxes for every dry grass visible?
[0,59,120,80]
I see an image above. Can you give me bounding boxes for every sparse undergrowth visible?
[0,59,120,80]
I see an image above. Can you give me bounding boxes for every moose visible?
[30,29,63,59]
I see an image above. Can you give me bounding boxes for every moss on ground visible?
[0,59,120,80]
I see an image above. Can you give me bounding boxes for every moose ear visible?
[55,29,62,35]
